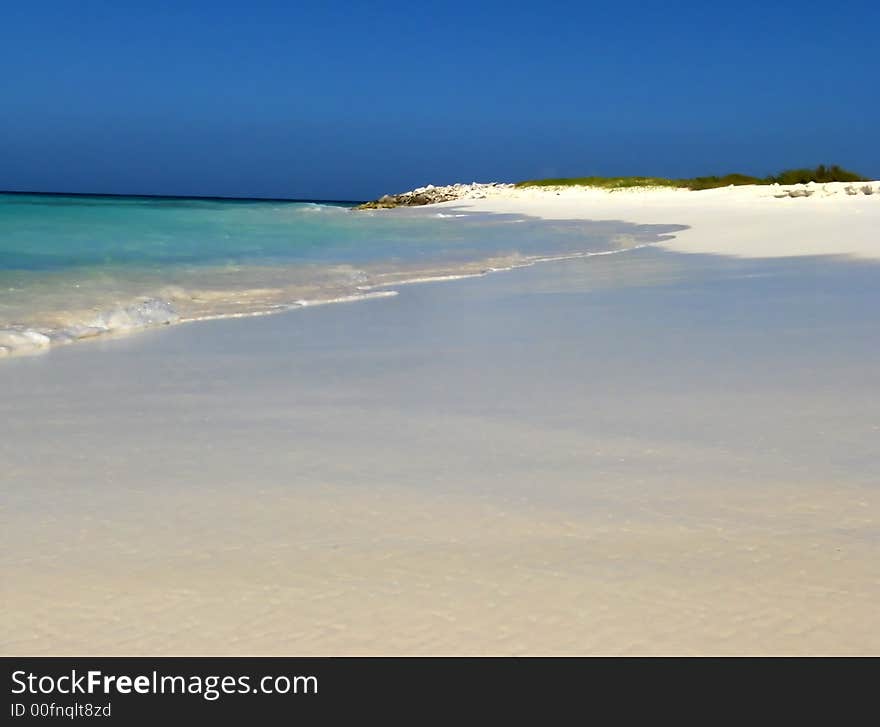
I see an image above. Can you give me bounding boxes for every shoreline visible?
[0,240,668,361]
[360,181,880,261]
[0,196,682,360]
[5,180,877,360]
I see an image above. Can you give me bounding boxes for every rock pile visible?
[355,182,514,209]
[773,181,878,198]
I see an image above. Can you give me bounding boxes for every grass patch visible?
[514,176,687,190]
[515,165,868,191]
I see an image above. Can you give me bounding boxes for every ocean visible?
[0,192,679,356]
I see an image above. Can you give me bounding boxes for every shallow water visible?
[0,193,682,356]
[2,248,878,654]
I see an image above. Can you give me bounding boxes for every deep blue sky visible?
[2,1,877,200]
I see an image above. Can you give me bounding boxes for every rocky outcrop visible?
[355,182,514,209]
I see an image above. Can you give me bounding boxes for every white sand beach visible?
[424,180,880,260]
[2,185,879,655]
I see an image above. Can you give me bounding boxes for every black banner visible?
[2,656,871,722]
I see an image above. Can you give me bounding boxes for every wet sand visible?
[2,248,879,654]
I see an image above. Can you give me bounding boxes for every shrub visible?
[515,165,868,191]
[769,165,866,184]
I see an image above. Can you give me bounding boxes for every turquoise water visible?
[0,193,681,356]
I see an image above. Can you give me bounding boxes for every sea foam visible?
[0,193,681,361]
[88,298,180,331]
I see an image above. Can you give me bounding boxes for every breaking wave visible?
[0,245,658,359]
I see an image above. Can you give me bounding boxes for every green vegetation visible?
[516,176,686,189]
[769,164,866,185]
[515,165,867,191]
[687,173,763,190]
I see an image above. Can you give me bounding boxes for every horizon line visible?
[0,189,366,204]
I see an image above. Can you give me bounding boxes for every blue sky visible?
[2,1,877,200]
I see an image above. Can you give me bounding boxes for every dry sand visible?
[431,181,880,260]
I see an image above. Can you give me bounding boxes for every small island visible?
[356,164,870,208]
